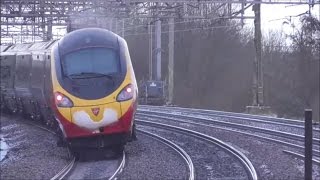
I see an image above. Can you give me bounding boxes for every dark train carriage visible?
[28,41,56,120]
[0,51,16,113]
[0,41,57,119]
[14,52,33,116]
[1,43,33,114]
[29,52,47,120]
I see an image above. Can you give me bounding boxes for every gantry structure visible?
[1,0,317,43]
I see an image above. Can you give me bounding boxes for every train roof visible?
[5,43,32,52]
[0,40,56,54]
[58,28,119,55]
[28,40,56,52]
[1,28,118,55]
[0,45,11,52]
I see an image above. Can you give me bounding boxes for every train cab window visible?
[62,47,120,77]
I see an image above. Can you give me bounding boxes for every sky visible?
[244,4,320,34]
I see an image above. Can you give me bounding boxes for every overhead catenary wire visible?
[117,16,246,33]
[121,21,266,37]
[117,3,254,33]
[123,24,240,37]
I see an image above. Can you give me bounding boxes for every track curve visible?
[137,119,258,180]
[137,129,195,180]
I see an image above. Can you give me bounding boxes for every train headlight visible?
[54,92,74,107]
[117,84,134,102]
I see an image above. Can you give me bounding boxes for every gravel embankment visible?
[138,125,248,180]
[117,131,188,180]
[136,116,320,180]
[0,114,69,180]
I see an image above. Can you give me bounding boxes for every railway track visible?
[136,111,320,146]
[139,105,320,132]
[50,158,76,180]
[140,115,320,163]
[137,129,195,180]
[4,105,318,179]
[19,119,126,180]
[136,119,258,180]
[61,151,126,180]
[137,106,320,165]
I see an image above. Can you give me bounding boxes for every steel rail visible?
[14,118,127,180]
[282,150,320,165]
[136,119,258,180]
[136,112,320,146]
[139,105,319,129]
[108,151,126,180]
[137,115,320,158]
[139,108,317,131]
[137,129,195,180]
[50,157,76,180]
[55,151,125,180]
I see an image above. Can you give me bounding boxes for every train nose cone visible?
[91,107,100,116]
[72,108,118,130]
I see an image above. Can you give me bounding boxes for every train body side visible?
[1,42,55,121]
[1,52,17,112]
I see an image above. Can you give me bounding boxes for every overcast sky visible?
[244,4,320,34]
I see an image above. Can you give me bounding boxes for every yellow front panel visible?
[57,107,72,122]
[70,102,121,130]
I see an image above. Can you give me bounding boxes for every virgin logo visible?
[91,108,100,116]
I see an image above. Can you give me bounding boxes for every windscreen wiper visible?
[68,72,114,80]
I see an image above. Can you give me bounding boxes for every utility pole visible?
[47,5,52,41]
[47,20,52,40]
[228,0,232,16]
[247,0,271,115]
[155,17,162,80]
[40,0,46,40]
[168,17,175,104]
[148,21,153,80]
[253,0,263,106]
[241,0,246,27]
[257,1,264,106]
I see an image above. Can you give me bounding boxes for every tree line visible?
[125,15,319,121]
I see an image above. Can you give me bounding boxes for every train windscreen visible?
[62,47,120,78]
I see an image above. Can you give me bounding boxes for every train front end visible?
[50,28,138,149]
